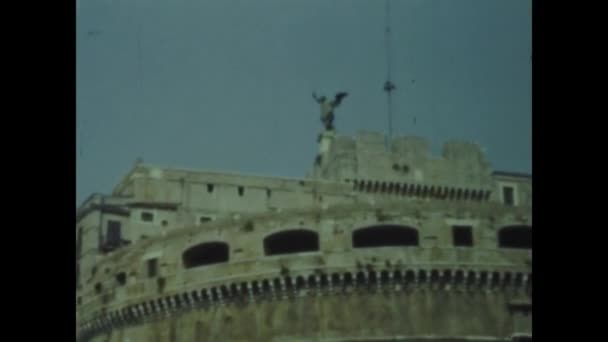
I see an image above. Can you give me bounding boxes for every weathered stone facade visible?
[76,132,532,342]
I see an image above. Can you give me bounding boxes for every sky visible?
[76,0,532,207]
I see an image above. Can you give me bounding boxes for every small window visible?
[161,220,168,227]
[147,258,158,278]
[353,225,419,248]
[243,221,254,232]
[453,226,473,247]
[116,272,127,286]
[199,216,212,224]
[77,297,82,305]
[106,220,122,246]
[498,225,532,249]
[207,184,214,193]
[502,186,515,206]
[141,212,154,222]
[238,186,244,196]
[94,283,103,294]
[157,277,166,293]
[266,189,272,198]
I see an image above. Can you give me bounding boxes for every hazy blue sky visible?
[76,0,531,206]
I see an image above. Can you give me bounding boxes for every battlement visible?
[313,132,494,191]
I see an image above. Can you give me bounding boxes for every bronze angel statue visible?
[313,91,348,131]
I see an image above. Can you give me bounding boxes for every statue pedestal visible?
[312,130,336,179]
[318,130,336,155]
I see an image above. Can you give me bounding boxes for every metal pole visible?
[383,0,396,149]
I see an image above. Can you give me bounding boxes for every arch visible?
[307,274,317,287]
[261,279,271,294]
[230,283,239,297]
[264,229,319,256]
[183,242,229,269]
[296,276,306,290]
[417,269,427,284]
[352,224,419,248]
[498,225,532,249]
[319,273,328,287]
[273,278,282,291]
[430,269,440,283]
[380,270,390,285]
[331,273,341,285]
[285,276,294,291]
[356,271,366,284]
[369,271,378,285]
[479,271,488,285]
[251,281,261,296]
[454,270,465,284]
[344,272,354,286]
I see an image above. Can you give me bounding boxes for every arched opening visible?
[182,242,229,269]
[498,225,532,249]
[296,276,306,290]
[331,273,341,286]
[263,229,319,256]
[352,225,419,248]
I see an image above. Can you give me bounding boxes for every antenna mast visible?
[383,0,396,147]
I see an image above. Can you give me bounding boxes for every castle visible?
[76,130,532,341]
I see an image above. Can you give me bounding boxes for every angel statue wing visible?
[332,92,348,107]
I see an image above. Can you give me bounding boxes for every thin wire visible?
[385,0,391,82]
[135,0,143,111]
[384,0,395,147]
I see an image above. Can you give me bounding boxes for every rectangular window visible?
[116,272,127,286]
[106,221,122,246]
[141,211,154,222]
[503,186,515,206]
[147,258,158,278]
[452,226,473,247]
[238,186,244,196]
[200,216,212,224]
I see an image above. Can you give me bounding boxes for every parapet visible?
[442,140,488,164]
[313,132,494,190]
[391,136,431,162]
